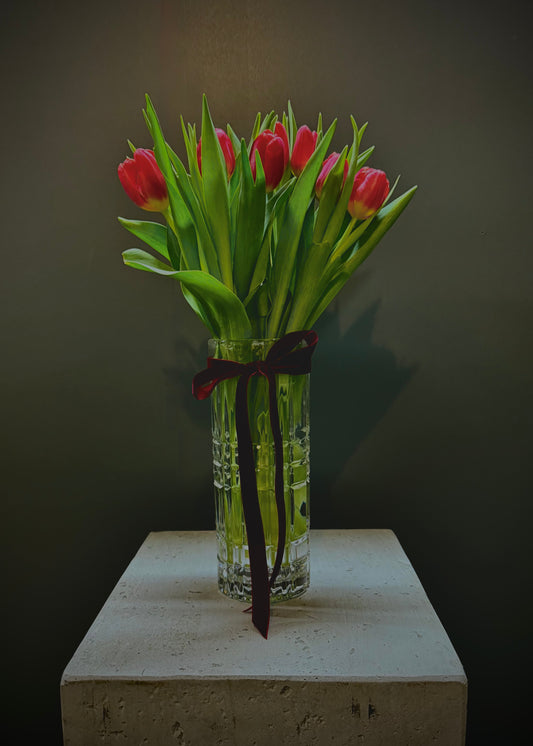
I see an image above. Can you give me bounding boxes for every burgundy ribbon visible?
[192,330,318,638]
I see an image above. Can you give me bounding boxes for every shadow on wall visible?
[312,300,416,512]
[164,333,211,431]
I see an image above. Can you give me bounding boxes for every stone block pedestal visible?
[61,530,467,744]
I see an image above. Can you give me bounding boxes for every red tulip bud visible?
[290,125,318,176]
[197,128,236,178]
[250,125,289,191]
[348,167,390,220]
[315,152,348,198]
[274,121,290,166]
[117,148,169,212]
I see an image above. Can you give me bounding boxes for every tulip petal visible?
[274,121,290,168]
[250,131,287,191]
[290,125,317,176]
[118,159,145,207]
[137,149,168,206]
[117,149,170,212]
[348,167,390,220]
[264,137,286,191]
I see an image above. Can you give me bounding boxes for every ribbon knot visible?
[192,330,318,638]
[248,359,269,377]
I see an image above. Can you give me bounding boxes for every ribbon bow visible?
[193,330,318,638]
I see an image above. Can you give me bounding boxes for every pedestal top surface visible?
[62,530,465,684]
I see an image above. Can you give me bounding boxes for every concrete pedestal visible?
[61,530,467,745]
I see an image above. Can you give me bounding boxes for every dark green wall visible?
[3,1,531,743]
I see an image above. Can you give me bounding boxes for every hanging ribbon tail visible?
[192,330,318,639]
[235,374,270,639]
[267,368,286,590]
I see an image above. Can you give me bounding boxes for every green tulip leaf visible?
[166,224,182,270]
[200,95,233,289]
[282,112,289,136]
[295,200,317,275]
[229,149,243,206]
[144,96,200,273]
[123,248,252,338]
[122,248,176,275]
[179,284,219,336]
[312,145,349,243]
[321,119,360,247]
[267,118,337,336]
[226,123,241,158]
[286,239,332,331]
[305,186,418,328]
[316,112,323,140]
[264,176,295,226]
[144,95,175,187]
[162,181,200,271]
[356,145,375,170]
[260,110,277,133]
[287,100,297,151]
[244,178,295,307]
[166,146,220,277]
[233,139,266,300]
[249,112,262,150]
[304,273,347,330]
[174,270,252,339]
[145,97,219,276]
[180,116,203,199]
[118,218,169,260]
[119,97,418,343]
[342,186,418,274]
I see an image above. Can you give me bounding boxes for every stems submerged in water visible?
[210,339,311,602]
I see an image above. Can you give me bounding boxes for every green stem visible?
[328,214,374,266]
[267,291,284,339]
[212,340,310,580]
[331,215,357,256]
[163,206,176,233]
[286,244,329,332]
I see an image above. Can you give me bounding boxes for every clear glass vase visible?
[209,338,310,603]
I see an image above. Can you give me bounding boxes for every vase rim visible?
[208,337,280,343]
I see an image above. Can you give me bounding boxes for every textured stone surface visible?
[61,530,467,745]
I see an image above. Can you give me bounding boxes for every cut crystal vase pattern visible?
[209,339,311,603]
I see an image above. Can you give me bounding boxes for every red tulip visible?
[117,148,169,212]
[290,125,318,176]
[348,167,390,220]
[197,128,236,178]
[250,124,289,191]
[274,121,290,166]
[315,152,349,198]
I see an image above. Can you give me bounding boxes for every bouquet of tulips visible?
[118,95,416,339]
